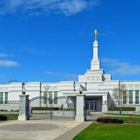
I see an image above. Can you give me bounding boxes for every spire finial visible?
[92,27,98,40]
[94,29,98,41]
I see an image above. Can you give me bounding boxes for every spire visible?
[91,29,100,70]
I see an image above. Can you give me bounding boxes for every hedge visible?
[0,115,7,121]
[108,107,135,111]
[97,118,123,124]
[32,107,59,110]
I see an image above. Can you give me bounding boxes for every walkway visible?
[55,121,92,140]
[0,120,91,140]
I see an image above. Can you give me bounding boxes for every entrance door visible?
[86,101,96,111]
[90,101,94,110]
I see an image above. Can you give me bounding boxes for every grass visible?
[0,114,19,120]
[0,114,32,120]
[100,115,140,123]
[73,123,140,140]
[105,113,140,116]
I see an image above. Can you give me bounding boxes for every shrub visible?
[11,110,13,112]
[108,107,135,111]
[0,115,7,121]
[59,104,63,110]
[0,109,4,111]
[32,107,59,110]
[97,118,123,124]
[63,108,75,111]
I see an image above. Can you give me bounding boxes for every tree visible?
[44,85,50,107]
[112,83,127,115]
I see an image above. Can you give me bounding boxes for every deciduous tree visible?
[112,83,127,115]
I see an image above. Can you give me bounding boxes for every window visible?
[49,92,52,104]
[123,91,126,104]
[135,91,139,104]
[54,92,58,104]
[129,91,133,104]
[0,92,3,104]
[5,92,8,104]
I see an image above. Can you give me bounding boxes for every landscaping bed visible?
[108,107,135,111]
[97,118,123,124]
[98,115,140,123]
[0,115,7,121]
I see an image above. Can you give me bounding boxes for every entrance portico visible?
[85,97,102,112]
[84,91,108,112]
[63,91,108,112]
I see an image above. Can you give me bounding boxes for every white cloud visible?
[0,60,20,67]
[0,74,5,77]
[0,53,8,57]
[20,47,37,54]
[0,0,100,16]
[45,71,78,80]
[19,46,51,55]
[0,53,19,67]
[99,31,113,36]
[102,58,140,75]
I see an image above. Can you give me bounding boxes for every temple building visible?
[0,29,140,112]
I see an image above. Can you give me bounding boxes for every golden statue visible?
[94,29,98,38]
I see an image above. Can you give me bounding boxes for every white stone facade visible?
[0,38,140,112]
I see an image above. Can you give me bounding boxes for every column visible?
[3,93,5,103]
[133,90,135,104]
[75,94,86,122]
[102,95,108,112]
[139,91,140,105]
[18,95,30,121]
[126,90,129,104]
[138,90,140,112]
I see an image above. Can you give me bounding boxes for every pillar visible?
[75,94,86,122]
[18,95,30,121]
[133,90,135,105]
[102,95,108,112]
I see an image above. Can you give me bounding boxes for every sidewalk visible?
[0,120,81,140]
[55,121,92,140]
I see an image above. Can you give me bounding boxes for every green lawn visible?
[73,123,140,140]
[0,114,19,120]
[105,113,140,117]
[1,114,33,120]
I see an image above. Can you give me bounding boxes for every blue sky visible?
[0,0,140,83]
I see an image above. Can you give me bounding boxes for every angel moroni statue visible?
[94,29,98,40]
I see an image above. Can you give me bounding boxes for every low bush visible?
[97,118,123,124]
[0,115,7,121]
[0,109,4,111]
[32,107,59,110]
[108,107,135,111]
[63,108,75,111]
[59,104,63,110]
